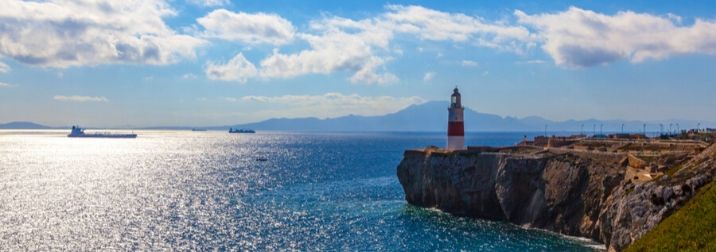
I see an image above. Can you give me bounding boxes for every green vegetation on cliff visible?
[626,181,716,252]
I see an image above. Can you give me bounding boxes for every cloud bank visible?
[202,5,716,83]
[53,95,109,102]
[187,0,229,7]
[0,0,205,68]
[516,7,716,67]
[205,53,258,82]
[201,5,532,84]
[227,93,425,118]
[2,3,716,81]
[197,9,295,45]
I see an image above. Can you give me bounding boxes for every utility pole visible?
[642,124,646,154]
[581,124,584,136]
[544,124,548,137]
[621,124,624,134]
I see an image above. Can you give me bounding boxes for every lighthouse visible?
[447,87,465,150]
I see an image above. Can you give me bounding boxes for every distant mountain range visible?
[220,101,712,132]
[0,121,52,129]
[2,101,712,132]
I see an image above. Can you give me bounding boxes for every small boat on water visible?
[191,128,207,131]
[229,128,255,134]
[67,126,137,138]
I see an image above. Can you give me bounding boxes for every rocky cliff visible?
[397,143,716,251]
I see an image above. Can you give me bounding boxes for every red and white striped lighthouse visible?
[447,87,465,150]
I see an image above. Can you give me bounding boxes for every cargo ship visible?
[67,126,137,138]
[229,128,255,134]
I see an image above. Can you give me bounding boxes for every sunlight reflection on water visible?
[0,130,596,251]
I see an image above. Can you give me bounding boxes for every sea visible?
[0,130,601,251]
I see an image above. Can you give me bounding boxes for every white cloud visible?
[181,73,197,79]
[0,81,14,88]
[208,29,399,84]
[203,5,716,83]
[516,59,547,64]
[232,93,425,118]
[223,97,238,102]
[53,95,109,102]
[0,62,9,73]
[516,7,716,67]
[197,9,295,45]
[255,28,398,84]
[461,60,478,67]
[205,53,258,82]
[251,16,399,84]
[423,71,435,81]
[203,5,537,84]
[187,0,228,7]
[384,5,535,53]
[197,9,398,84]
[0,0,205,68]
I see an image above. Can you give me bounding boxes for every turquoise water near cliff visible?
[0,130,597,251]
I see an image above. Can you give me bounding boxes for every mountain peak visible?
[0,121,51,129]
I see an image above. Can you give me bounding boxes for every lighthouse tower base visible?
[447,136,465,151]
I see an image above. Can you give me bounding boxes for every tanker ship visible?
[67,126,137,138]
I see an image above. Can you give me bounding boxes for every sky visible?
[0,0,715,127]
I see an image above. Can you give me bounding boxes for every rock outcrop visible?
[397,144,716,251]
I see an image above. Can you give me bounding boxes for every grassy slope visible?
[626,180,716,252]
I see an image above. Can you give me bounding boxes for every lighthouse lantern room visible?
[447,87,465,150]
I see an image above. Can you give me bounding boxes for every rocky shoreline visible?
[397,140,716,251]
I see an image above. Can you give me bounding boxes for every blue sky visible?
[0,0,715,127]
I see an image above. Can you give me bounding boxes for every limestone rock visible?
[397,143,716,251]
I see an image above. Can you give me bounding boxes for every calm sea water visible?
[0,130,598,251]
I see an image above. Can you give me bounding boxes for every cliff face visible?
[397,144,716,251]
